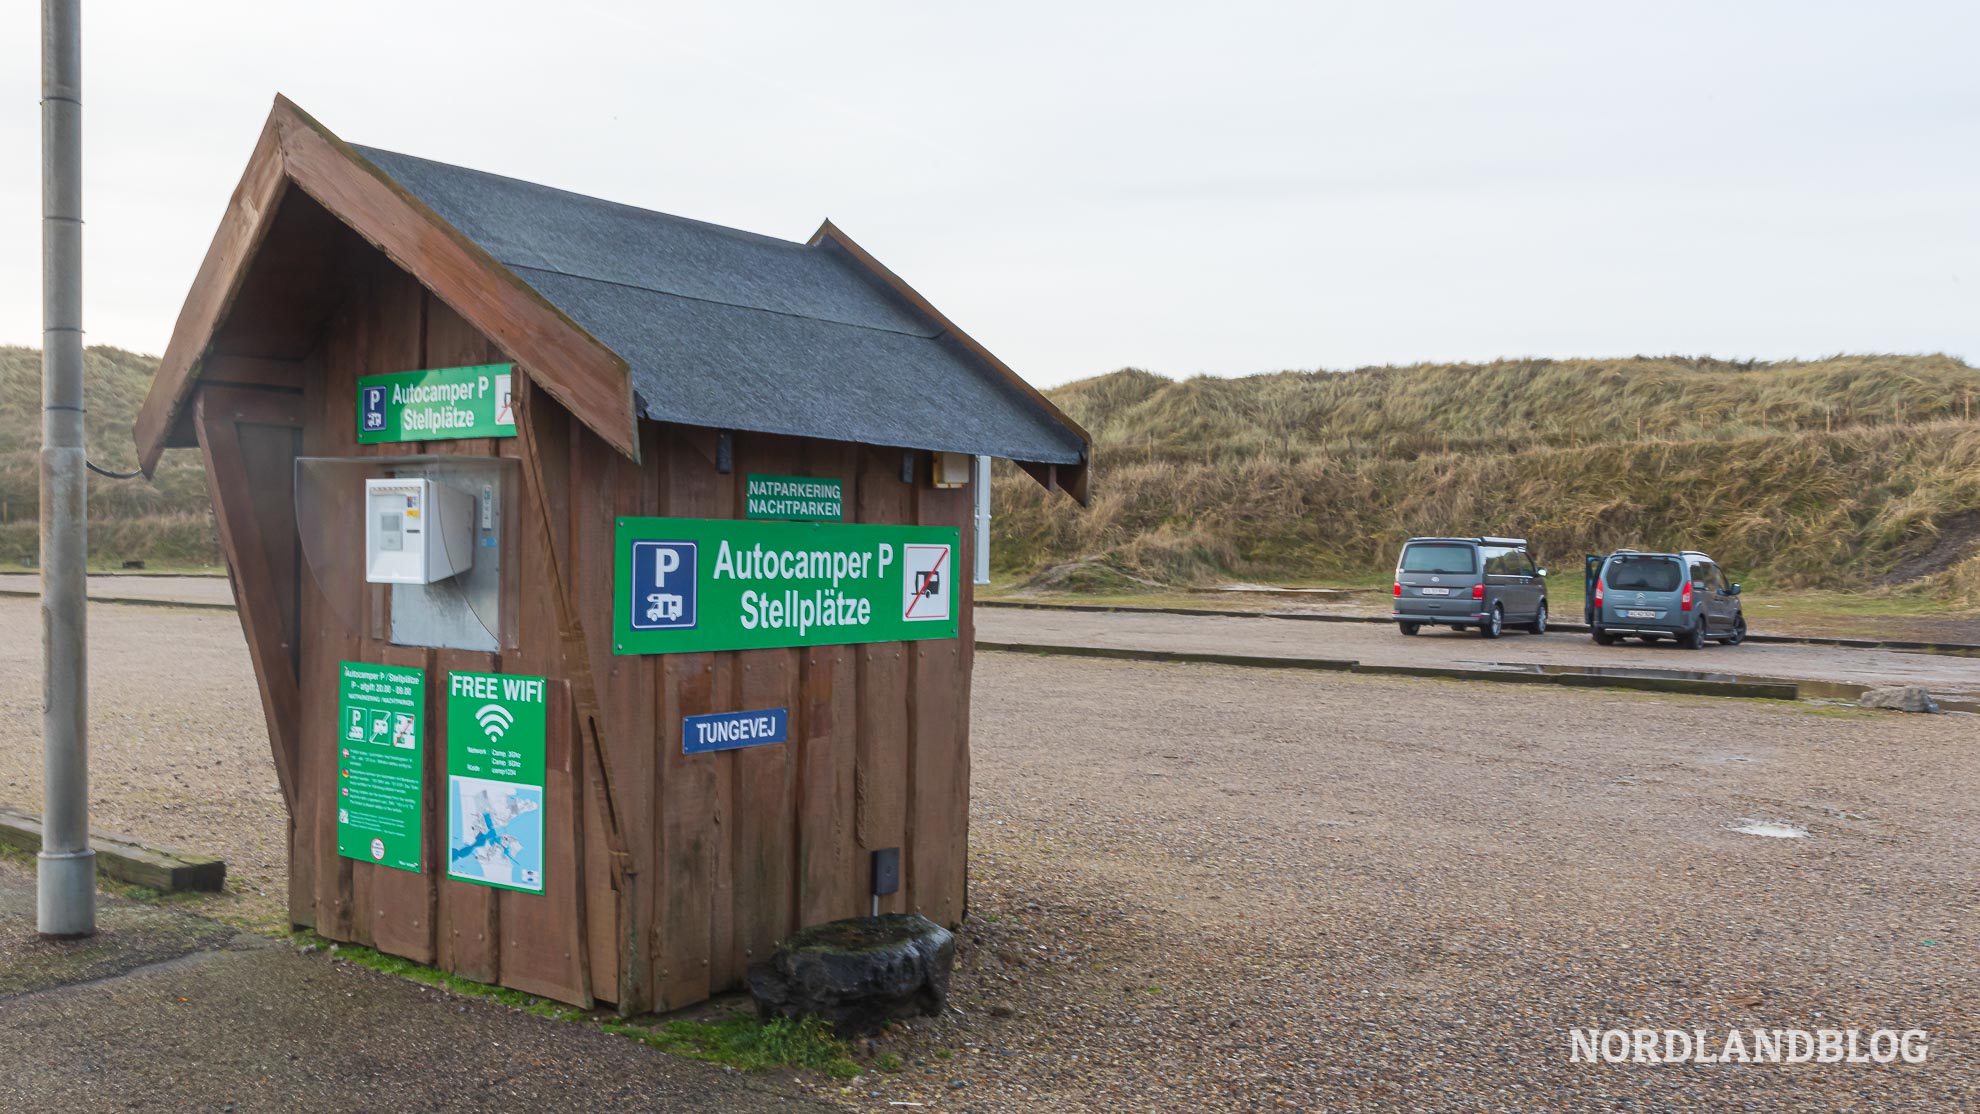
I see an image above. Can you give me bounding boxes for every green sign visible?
[746,474,843,521]
[614,516,960,655]
[445,671,549,894]
[358,363,516,444]
[336,661,425,872]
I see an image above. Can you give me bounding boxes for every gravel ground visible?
[3,600,1975,1110]
[0,597,288,927]
[867,653,1978,1111]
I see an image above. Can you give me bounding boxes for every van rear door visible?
[1601,555,1685,624]
[1397,542,1478,616]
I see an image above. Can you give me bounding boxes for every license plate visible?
[1624,609,1658,619]
[1419,587,1451,596]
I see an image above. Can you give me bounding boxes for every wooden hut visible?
[133,96,1089,1012]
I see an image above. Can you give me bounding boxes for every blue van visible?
[1589,549,1747,648]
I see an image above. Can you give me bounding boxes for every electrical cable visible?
[86,459,143,480]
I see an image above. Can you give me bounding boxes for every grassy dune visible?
[0,345,217,569]
[994,356,1980,606]
[7,346,1978,602]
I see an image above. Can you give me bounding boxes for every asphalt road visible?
[977,605,1980,699]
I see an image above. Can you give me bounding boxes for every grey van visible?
[1589,549,1746,649]
[1392,536,1548,638]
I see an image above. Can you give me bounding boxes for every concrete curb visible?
[0,807,227,893]
[977,640,1802,700]
[974,641,1358,673]
[977,599,1980,656]
[0,588,237,612]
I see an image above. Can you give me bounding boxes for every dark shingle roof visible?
[354,146,1084,466]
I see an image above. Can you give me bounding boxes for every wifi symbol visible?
[475,703,515,742]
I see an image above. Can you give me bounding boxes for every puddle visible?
[1729,819,1809,839]
[1206,583,1369,596]
[1458,660,1752,684]
[1795,678,1980,714]
[1457,661,1980,712]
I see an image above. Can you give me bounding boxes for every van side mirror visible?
[1536,568,1548,577]
[1730,583,1741,595]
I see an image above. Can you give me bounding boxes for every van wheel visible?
[1398,622,1421,636]
[1525,600,1548,634]
[1724,612,1746,646]
[1682,619,1707,650]
[1479,604,1503,639]
[1592,628,1617,646]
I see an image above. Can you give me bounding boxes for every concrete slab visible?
[0,861,834,1112]
[0,857,237,997]
[0,572,236,609]
[0,806,225,892]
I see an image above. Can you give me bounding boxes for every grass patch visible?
[293,931,861,1080]
[292,931,588,1022]
[603,1014,861,1080]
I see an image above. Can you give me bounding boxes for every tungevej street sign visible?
[613,516,960,654]
[683,707,789,754]
[745,474,843,521]
[358,363,516,444]
[336,661,425,872]
[445,670,548,894]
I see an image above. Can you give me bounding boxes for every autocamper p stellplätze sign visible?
[358,363,516,443]
[613,517,959,654]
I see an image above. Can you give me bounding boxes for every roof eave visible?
[807,219,1091,506]
[133,94,641,475]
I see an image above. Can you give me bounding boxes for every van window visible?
[1605,555,1682,592]
[1400,543,1476,575]
[1482,547,1513,575]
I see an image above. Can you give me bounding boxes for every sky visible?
[0,1,1974,388]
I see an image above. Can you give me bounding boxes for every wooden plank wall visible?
[638,435,975,1009]
[246,248,978,1012]
[282,256,588,1004]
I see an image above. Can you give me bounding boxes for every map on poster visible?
[446,775,543,891]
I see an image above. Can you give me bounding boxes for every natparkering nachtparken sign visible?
[613,517,960,654]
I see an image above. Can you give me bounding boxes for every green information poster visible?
[357,363,516,444]
[336,661,425,872]
[613,517,961,655]
[445,671,549,894]
[745,474,843,521]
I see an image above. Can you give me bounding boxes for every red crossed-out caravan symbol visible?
[903,543,951,621]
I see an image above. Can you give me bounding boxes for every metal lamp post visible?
[39,0,96,938]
